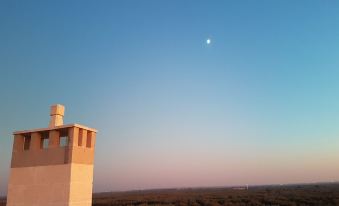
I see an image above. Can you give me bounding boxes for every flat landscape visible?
[92,183,339,206]
[1,183,339,205]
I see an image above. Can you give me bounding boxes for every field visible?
[92,183,339,206]
[1,183,339,206]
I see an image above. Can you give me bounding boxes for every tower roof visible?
[13,104,97,135]
[13,123,97,135]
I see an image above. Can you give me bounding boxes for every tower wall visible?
[7,164,73,206]
[7,163,94,206]
[68,164,94,206]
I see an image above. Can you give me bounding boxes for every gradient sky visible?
[1,0,339,195]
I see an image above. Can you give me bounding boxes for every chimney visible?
[49,104,65,127]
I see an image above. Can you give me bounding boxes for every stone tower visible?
[7,104,97,206]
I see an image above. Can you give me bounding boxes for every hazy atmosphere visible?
[1,0,339,196]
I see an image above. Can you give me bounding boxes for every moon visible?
[206,38,211,45]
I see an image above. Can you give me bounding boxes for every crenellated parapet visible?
[11,124,97,167]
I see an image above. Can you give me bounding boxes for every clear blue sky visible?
[1,0,339,195]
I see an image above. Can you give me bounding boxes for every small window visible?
[23,135,31,150]
[60,136,68,147]
[86,132,92,148]
[41,138,49,149]
[78,129,83,146]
